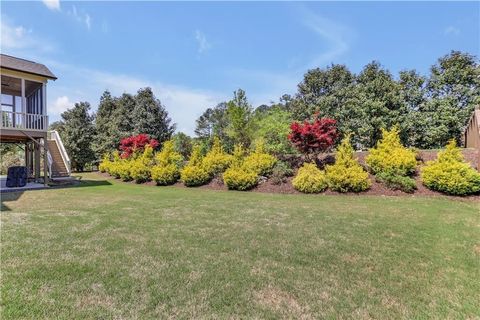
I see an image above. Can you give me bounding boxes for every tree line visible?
[52,50,479,171]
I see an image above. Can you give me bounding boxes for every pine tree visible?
[60,102,96,171]
[132,87,175,144]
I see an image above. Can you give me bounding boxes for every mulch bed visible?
[97,149,480,200]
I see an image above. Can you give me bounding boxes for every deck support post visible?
[34,141,40,182]
[43,138,49,186]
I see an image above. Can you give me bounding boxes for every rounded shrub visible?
[292,162,328,193]
[366,126,417,176]
[118,160,132,182]
[242,140,277,176]
[202,137,233,175]
[130,145,155,183]
[270,161,294,185]
[180,165,211,187]
[421,140,480,195]
[326,135,371,192]
[99,153,111,173]
[223,167,258,191]
[151,164,180,185]
[151,141,183,185]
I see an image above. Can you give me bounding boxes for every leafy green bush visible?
[223,166,258,191]
[366,126,417,176]
[326,135,371,192]
[270,161,294,185]
[180,165,211,187]
[252,107,295,155]
[242,140,277,176]
[421,140,480,195]
[202,137,233,175]
[292,162,328,193]
[376,172,417,193]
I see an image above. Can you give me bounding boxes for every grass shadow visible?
[1,192,23,211]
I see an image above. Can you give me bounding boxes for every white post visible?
[43,82,47,115]
[21,78,26,112]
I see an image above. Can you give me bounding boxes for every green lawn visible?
[1,173,479,319]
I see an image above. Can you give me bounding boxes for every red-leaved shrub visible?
[288,117,338,158]
[119,134,159,158]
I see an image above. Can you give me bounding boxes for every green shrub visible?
[242,140,277,176]
[180,165,211,187]
[326,135,371,192]
[223,166,258,191]
[152,164,180,185]
[366,126,417,176]
[202,137,233,175]
[421,140,480,195]
[376,172,417,193]
[292,162,328,193]
[270,161,294,185]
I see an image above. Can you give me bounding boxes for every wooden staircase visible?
[47,140,70,177]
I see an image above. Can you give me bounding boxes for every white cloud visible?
[444,26,460,36]
[50,96,74,116]
[42,0,60,11]
[195,30,211,54]
[300,7,351,68]
[0,17,55,53]
[67,5,92,30]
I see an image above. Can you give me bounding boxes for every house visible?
[1,54,70,187]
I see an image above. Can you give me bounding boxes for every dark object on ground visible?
[6,166,28,188]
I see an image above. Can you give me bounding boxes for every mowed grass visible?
[1,173,479,319]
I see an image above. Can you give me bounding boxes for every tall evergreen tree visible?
[94,91,117,156]
[132,87,175,144]
[226,89,254,148]
[60,102,96,171]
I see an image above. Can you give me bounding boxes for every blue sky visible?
[1,1,479,134]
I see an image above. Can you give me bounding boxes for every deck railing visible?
[1,111,48,131]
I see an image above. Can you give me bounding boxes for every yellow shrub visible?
[180,165,211,187]
[155,141,183,167]
[242,140,277,176]
[118,160,132,181]
[99,153,111,173]
[421,140,480,195]
[292,162,328,193]
[129,146,155,183]
[223,166,258,191]
[202,137,233,175]
[326,135,371,192]
[150,141,183,185]
[231,144,247,167]
[151,164,180,185]
[366,126,417,176]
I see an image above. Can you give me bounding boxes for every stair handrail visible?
[49,130,71,175]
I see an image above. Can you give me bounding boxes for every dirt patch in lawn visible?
[254,286,312,319]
